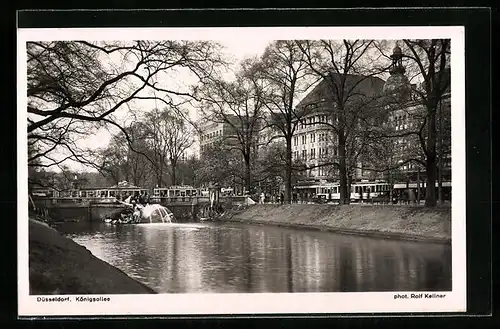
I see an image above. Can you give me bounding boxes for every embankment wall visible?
[225,204,451,243]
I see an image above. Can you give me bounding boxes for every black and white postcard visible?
[18,24,466,316]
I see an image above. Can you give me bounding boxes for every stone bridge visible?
[31,196,250,222]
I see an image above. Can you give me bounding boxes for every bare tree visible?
[402,39,451,207]
[296,39,387,204]
[97,123,154,187]
[27,40,226,169]
[197,58,266,193]
[196,140,242,188]
[163,110,194,185]
[256,41,315,203]
[140,108,171,187]
[366,39,451,207]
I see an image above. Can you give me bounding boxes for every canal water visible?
[57,221,451,293]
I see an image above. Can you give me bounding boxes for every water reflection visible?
[59,222,451,293]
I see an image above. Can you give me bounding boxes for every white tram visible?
[350,181,391,201]
[152,185,203,199]
[294,180,392,202]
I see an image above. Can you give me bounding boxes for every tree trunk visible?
[438,99,444,205]
[245,162,251,194]
[338,133,349,204]
[417,166,421,204]
[171,159,177,186]
[285,137,293,204]
[244,151,252,194]
[425,110,437,207]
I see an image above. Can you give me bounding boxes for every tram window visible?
[186,190,191,196]
[175,190,180,197]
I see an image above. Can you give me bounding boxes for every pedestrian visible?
[280,192,284,205]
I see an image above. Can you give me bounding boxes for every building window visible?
[302,150,307,159]
[310,133,315,143]
[311,148,316,159]
[302,135,306,144]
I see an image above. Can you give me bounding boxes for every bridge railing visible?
[150,196,211,204]
[150,195,250,205]
[31,197,120,206]
[31,195,253,207]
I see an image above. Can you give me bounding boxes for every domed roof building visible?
[383,45,412,101]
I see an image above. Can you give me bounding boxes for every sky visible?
[21,26,460,173]
[66,38,276,171]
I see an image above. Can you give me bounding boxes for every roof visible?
[296,73,386,109]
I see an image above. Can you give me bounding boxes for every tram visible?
[350,181,391,201]
[30,182,149,204]
[293,180,451,203]
[78,186,148,199]
[152,185,203,198]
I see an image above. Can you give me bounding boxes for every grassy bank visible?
[226,204,451,243]
[29,218,157,295]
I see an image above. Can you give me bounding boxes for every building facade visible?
[287,45,451,195]
[199,120,231,155]
[290,72,386,184]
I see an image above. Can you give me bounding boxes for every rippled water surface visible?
[58,221,451,293]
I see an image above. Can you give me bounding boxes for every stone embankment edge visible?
[224,216,451,245]
[29,218,157,294]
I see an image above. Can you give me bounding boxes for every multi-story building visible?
[290,72,386,183]
[198,114,265,157]
[383,45,452,183]
[288,44,451,195]
[198,120,229,155]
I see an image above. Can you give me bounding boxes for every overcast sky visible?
[74,38,275,171]
[22,26,459,172]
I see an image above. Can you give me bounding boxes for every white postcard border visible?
[17,26,466,316]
